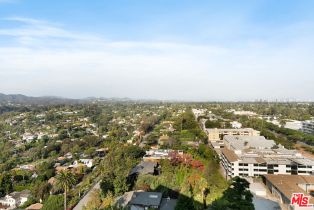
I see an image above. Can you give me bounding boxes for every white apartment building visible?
[233,110,257,116]
[220,136,314,178]
[192,108,208,119]
[302,120,314,134]
[205,128,260,141]
[230,121,242,129]
[284,120,303,131]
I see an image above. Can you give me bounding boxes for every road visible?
[73,181,101,210]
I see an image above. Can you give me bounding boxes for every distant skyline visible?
[0,0,314,101]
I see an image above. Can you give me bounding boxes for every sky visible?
[0,0,314,101]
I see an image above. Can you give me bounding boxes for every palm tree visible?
[56,170,76,210]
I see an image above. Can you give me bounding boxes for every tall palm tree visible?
[56,170,76,210]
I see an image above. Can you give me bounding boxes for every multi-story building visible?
[205,128,260,141]
[220,136,314,178]
[302,120,314,134]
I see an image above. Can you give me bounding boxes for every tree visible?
[84,189,102,210]
[42,195,64,210]
[100,178,114,195]
[175,194,195,210]
[309,104,314,116]
[0,172,13,197]
[32,181,51,201]
[211,177,254,210]
[101,191,115,208]
[125,146,145,159]
[205,120,221,128]
[113,176,129,195]
[56,171,76,210]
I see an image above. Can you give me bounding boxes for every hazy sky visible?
[0,0,314,101]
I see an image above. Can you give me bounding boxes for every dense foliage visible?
[211,177,254,210]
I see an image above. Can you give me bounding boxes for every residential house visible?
[129,161,157,177]
[0,190,31,209]
[117,191,163,210]
[22,133,37,143]
[72,159,93,168]
[143,150,183,163]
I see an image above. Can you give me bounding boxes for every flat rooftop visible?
[264,174,314,203]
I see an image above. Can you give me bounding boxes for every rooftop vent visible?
[149,195,158,199]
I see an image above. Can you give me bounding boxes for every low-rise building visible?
[19,164,35,171]
[117,191,163,210]
[192,108,207,119]
[96,148,108,157]
[230,121,242,129]
[129,161,157,177]
[22,133,37,143]
[76,159,93,168]
[263,174,314,210]
[285,120,303,131]
[233,110,257,116]
[205,128,260,141]
[143,149,183,163]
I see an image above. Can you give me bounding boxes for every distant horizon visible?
[1,1,314,101]
[1,92,314,103]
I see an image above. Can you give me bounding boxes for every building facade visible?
[206,128,260,141]
[302,120,314,134]
[220,136,314,178]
